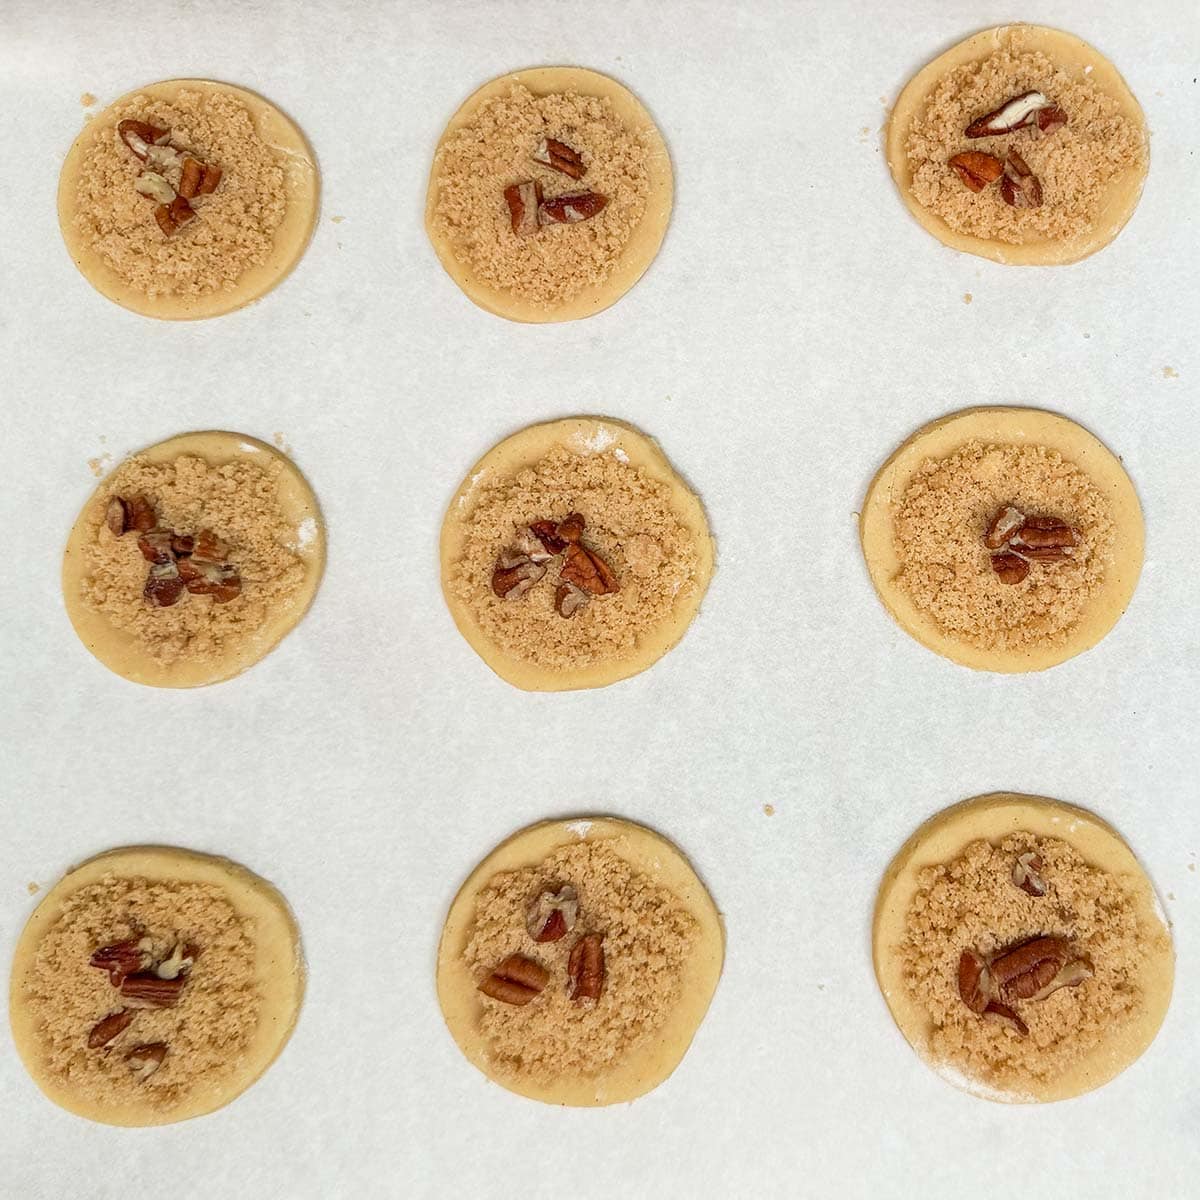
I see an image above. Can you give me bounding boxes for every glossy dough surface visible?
[873,794,1173,1103]
[9,846,304,1126]
[859,407,1143,672]
[58,79,318,319]
[437,817,724,1105]
[425,67,672,322]
[887,25,1147,264]
[62,431,326,688]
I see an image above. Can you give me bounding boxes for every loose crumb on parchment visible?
[450,442,700,672]
[430,84,651,307]
[465,839,697,1082]
[892,441,1115,651]
[900,834,1162,1092]
[906,36,1145,244]
[22,873,258,1111]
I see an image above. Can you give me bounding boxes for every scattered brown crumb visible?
[330,215,345,224]
[901,833,1162,1093]
[79,453,306,667]
[906,38,1145,244]
[962,292,973,304]
[892,441,1115,651]
[1163,367,1178,379]
[763,804,775,817]
[87,454,110,478]
[450,440,701,672]
[80,92,96,108]
[465,839,697,1082]
[27,882,41,895]
[430,84,651,307]
[72,88,287,299]
[20,872,257,1111]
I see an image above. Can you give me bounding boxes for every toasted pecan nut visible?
[119,973,185,1008]
[189,529,230,562]
[983,1001,1029,1036]
[179,559,241,603]
[538,191,608,225]
[144,562,186,607]
[1013,517,1077,550]
[126,495,157,534]
[90,939,150,986]
[504,180,543,237]
[556,513,585,544]
[178,156,204,200]
[171,533,195,556]
[105,496,131,537]
[88,1009,136,1049]
[1011,851,1048,897]
[990,552,1030,586]
[117,119,169,160]
[983,505,1025,550]
[560,542,619,596]
[127,1042,167,1081]
[478,954,550,1005]
[154,195,196,236]
[990,937,1081,1003]
[1036,105,1068,135]
[527,885,578,943]
[530,519,567,555]
[957,949,992,1015]
[137,528,176,565]
[1019,545,1074,562]
[555,581,590,618]
[568,933,605,1003]
[492,558,546,600]
[948,151,1004,193]
[532,137,585,180]
[965,91,1053,138]
[999,149,1043,209]
[197,164,223,195]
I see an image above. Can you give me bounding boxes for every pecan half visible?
[1018,545,1073,562]
[478,954,549,1005]
[90,939,151,986]
[539,192,608,225]
[127,1042,167,1082]
[492,557,546,600]
[1011,852,1047,897]
[119,973,185,1008]
[560,542,619,596]
[532,137,585,180]
[568,933,605,1003]
[948,151,1003,193]
[957,948,992,1014]
[527,884,579,943]
[504,180,543,237]
[999,149,1043,209]
[88,1009,136,1049]
[991,937,1084,1003]
[983,1001,1029,1036]
[983,505,1025,550]
[990,552,1030,586]
[1012,517,1077,550]
[555,581,590,618]
[117,119,169,161]
[144,562,186,607]
[105,497,131,537]
[965,91,1055,138]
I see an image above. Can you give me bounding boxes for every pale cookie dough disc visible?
[860,407,1143,672]
[873,794,1173,1103]
[440,417,714,691]
[63,431,326,688]
[425,67,673,322]
[59,79,318,319]
[10,846,304,1126]
[437,817,724,1106]
[887,25,1148,264]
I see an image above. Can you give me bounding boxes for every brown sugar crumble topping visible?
[901,834,1161,1094]
[80,453,308,668]
[906,38,1145,243]
[892,441,1115,651]
[22,874,258,1111]
[431,85,652,306]
[452,442,700,672]
[465,839,696,1083]
[73,89,288,299]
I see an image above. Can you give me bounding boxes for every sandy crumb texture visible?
[79,454,306,667]
[464,839,697,1083]
[900,834,1162,1092]
[20,873,257,1112]
[72,88,287,298]
[450,443,700,671]
[431,84,651,307]
[893,441,1114,651]
[906,36,1145,243]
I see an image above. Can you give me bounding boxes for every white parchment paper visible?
[0,1,1197,1196]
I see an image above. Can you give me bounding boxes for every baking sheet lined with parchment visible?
[0,1,1197,1197]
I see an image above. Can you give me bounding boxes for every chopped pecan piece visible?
[999,149,1043,209]
[555,512,585,544]
[178,156,204,200]
[504,180,543,237]
[88,1009,135,1049]
[527,884,578,943]
[990,552,1030,586]
[179,558,242,602]
[492,558,546,600]
[153,195,196,236]
[983,505,1025,550]
[133,171,176,205]
[532,137,585,180]
[105,497,131,537]
[948,151,1003,193]
[171,533,195,556]
[1018,545,1073,562]
[478,954,549,1005]
[189,529,230,562]
[196,163,223,195]
[144,562,186,607]
[957,948,992,1015]
[117,119,169,160]
[983,1001,1029,1036]
[560,542,619,596]
[555,581,590,618]
[137,528,176,565]
[529,519,567,556]
[90,939,151,986]
[1036,105,1068,135]
[1011,852,1047,897]
[154,942,195,981]
[538,192,608,225]
[127,1042,167,1081]
[965,91,1054,138]
[119,973,185,1008]
[568,934,605,1003]
[126,495,157,533]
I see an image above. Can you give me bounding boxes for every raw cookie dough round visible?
[59,79,319,319]
[425,67,672,322]
[873,794,1173,1103]
[437,817,724,1106]
[63,431,326,688]
[860,407,1142,672]
[887,25,1148,264]
[10,846,304,1126]
[440,417,714,691]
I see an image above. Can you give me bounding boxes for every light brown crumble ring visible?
[451,446,699,670]
[892,441,1115,650]
[80,454,307,666]
[431,85,651,306]
[24,874,257,1110]
[464,840,697,1082]
[906,42,1145,243]
[900,834,1157,1090]
[74,89,287,298]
